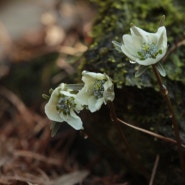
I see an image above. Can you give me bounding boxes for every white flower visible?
[45,83,84,130]
[114,26,167,66]
[76,71,115,112]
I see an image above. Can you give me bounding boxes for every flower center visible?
[56,94,76,115]
[137,42,162,60]
[93,79,106,99]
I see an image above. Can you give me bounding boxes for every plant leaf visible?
[135,65,148,77]
[155,62,166,77]
[50,122,61,137]
[42,93,50,100]
[112,40,122,52]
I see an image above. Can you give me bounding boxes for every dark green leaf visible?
[135,65,148,78]
[112,40,122,52]
[42,94,50,100]
[50,122,61,137]
[155,62,166,77]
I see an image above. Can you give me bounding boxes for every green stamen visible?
[137,42,162,60]
[93,79,106,99]
[56,94,76,115]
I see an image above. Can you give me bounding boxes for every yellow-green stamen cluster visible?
[56,94,76,115]
[137,42,162,60]
[93,79,106,99]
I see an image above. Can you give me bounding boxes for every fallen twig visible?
[149,155,160,185]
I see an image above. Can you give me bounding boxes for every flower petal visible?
[121,44,138,61]
[130,26,149,41]
[156,26,167,51]
[122,34,141,53]
[82,71,105,81]
[63,110,83,130]
[45,102,62,122]
[88,96,104,112]
[45,86,63,122]
[76,89,90,105]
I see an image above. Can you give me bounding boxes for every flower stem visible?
[116,117,185,147]
[108,102,149,179]
[152,64,185,178]
[149,154,160,185]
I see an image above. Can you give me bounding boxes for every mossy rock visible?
[80,0,185,184]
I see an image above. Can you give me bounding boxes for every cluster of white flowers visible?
[44,71,115,130]
[44,19,168,133]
